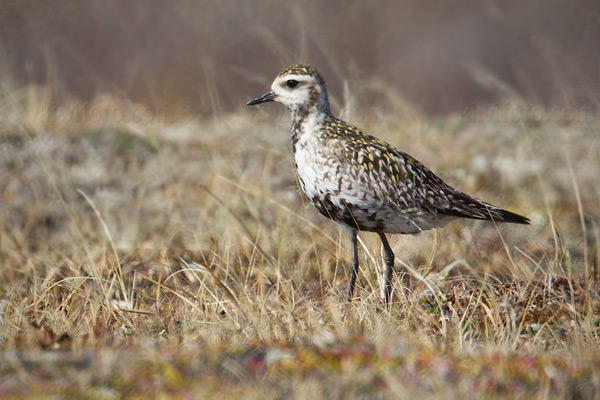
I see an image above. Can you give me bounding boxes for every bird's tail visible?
[439,190,530,224]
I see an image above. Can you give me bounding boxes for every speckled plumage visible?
[247,64,529,305]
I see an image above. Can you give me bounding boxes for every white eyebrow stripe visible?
[279,74,311,81]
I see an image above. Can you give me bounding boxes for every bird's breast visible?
[294,134,342,199]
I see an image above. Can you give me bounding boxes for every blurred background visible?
[1,0,599,117]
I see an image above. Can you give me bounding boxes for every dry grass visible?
[1,78,600,399]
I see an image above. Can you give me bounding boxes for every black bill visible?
[246,90,277,106]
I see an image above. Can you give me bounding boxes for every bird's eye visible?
[286,79,299,89]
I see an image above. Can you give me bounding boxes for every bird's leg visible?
[348,229,359,301]
[378,232,395,305]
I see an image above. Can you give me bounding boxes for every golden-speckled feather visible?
[277,64,319,78]
[318,116,528,225]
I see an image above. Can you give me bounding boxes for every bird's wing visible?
[332,122,529,224]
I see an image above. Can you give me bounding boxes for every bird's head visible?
[247,64,330,114]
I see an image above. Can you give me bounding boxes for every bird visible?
[247,64,529,305]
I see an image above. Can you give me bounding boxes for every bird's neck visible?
[291,105,331,152]
[290,85,333,149]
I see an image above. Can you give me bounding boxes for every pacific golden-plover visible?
[247,64,529,305]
